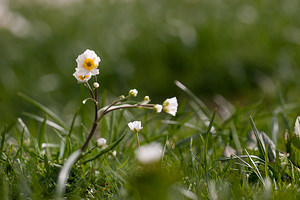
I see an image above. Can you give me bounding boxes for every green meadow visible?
[1,0,300,199]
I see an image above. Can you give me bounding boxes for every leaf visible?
[80,131,127,164]
[260,131,276,162]
[56,149,82,199]
[38,116,47,149]
[175,80,211,119]
[249,116,266,159]
[22,112,66,133]
[292,116,300,149]
[18,92,68,130]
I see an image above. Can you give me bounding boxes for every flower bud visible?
[153,104,163,113]
[144,96,150,101]
[97,138,107,148]
[129,89,138,97]
[93,82,99,88]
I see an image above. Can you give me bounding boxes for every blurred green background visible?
[1,0,300,123]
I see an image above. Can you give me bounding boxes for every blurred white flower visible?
[129,89,138,97]
[128,121,143,132]
[135,142,163,164]
[153,104,163,113]
[163,97,178,116]
[76,49,101,76]
[93,82,99,88]
[97,138,107,147]
[73,69,92,83]
[112,150,117,156]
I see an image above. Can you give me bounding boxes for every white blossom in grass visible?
[97,138,107,147]
[135,142,163,164]
[112,150,117,156]
[93,82,99,88]
[128,121,143,133]
[76,49,101,76]
[129,89,138,97]
[153,104,163,113]
[163,97,178,116]
[73,69,92,83]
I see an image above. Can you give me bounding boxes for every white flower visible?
[153,104,163,113]
[135,142,163,164]
[93,82,99,88]
[163,97,178,116]
[112,150,117,156]
[129,89,138,97]
[97,138,107,147]
[76,49,101,76]
[73,69,92,83]
[128,121,143,132]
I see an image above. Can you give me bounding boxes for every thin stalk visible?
[81,82,98,152]
[136,132,140,148]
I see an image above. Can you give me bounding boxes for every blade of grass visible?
[220,159,233,180]
[22,112,66,132]
[249,116,266,159]
[271,115,279,146]
[175,80,211,118]
[18,92,68,130]
[80,131,127,164]
[204,109,216,186]
[39,116,47,149]
[56,149,82,199]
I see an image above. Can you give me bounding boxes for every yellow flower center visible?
[78,75,89,81]
[84,58,96,70]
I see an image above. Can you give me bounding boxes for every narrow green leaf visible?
[0,125,7,153]
[175,80,211,119]
[18,92,68,130]
[39,116,47,149]
[249,116,266,159]
[22,112,66,132]
[80,131,127,164]
[56,149,82,199]
[220,159,233,180]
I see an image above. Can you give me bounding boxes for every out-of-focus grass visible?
[1,0,300,123]
[1,80,300,199]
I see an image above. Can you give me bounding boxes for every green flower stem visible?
[136,132,140,148]
[79,98,154,161]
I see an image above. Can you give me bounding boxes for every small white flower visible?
[73,69,92,83]
[76,49,101,76]
[112,150,117,156]
[135,142,163,164]
[128,121,143,132]
[97,138,107,147]
[93,82,99,88]
[163,97,178,116]
[144,96,150,101]
[129,89,138,97]
[153,104,163,113]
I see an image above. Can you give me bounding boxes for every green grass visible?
[1,81,300,200]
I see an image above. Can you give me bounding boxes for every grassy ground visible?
[1,80,300,200]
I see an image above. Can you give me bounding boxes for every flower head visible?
[153,104,163,113]
[73,69,92,83]
[97,138,107,147]
[163,97,178,116]
[76,49,101,76]
[128,121,143,133]
[129,89,138,97]
[135,142,163,164]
